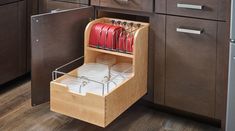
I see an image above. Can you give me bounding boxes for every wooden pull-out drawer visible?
[91,0,153,13]
[167,0,219,20]
[50,18,149,127]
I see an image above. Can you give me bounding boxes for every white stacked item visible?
[110,63,134,86]
[60,63,109,96]
[60,76,86,95]
[59,62,133,96]
[77,63,109,82]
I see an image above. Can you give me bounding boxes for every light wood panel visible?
[86,47,133,58]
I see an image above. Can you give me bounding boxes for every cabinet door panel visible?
[151,14,166,104]
[215,22,229,126]
[31,6,94,105]
[0,1,27,84]
[165,16,217,117]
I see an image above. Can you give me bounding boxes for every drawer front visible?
[165,16,217,117]
[91,0,153,12]
[167,0,219,20]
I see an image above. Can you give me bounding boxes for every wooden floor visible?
[0,77,221,131]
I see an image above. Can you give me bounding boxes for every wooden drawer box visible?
[166,0,220,20]
[91,0,153,13]
[165,16,217,117]
[50,18,149,127]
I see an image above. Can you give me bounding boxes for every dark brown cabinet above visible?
[91,0,154,13]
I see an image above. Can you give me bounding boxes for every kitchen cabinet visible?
[0,0,27,84]
[153,0,230,122]
[31,1,230,129]
[31,4,149,125]
[165,16,217,117]
[151,14,166,105]
[31,0,153,105]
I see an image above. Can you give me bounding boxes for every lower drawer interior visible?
[51,64,145,127]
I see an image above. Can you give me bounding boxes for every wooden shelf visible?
[87,47,134,58]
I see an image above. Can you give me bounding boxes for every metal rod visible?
[55,56,84,71]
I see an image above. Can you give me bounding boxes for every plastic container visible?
[60,76,87,96]
[96,54,117,67]
[110,63,133,86]
[78,63,109,82]
[111,63,133,76]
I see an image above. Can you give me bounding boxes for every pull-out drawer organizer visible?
[50,18,149,127]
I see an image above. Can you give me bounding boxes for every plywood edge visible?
[86,47,134,58]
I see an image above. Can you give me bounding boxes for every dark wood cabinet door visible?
[165,16,217,117]
[31,6,94,105]
[0,1,27,84]
[150,14,166,105]
[215,22,229,128]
